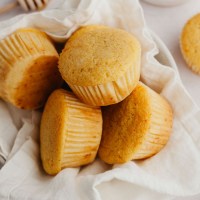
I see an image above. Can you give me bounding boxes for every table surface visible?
[0,0,199,199]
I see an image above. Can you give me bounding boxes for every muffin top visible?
[40,89,68,175]
[59,25,141,86]
[181,13,200,74]
[99,83,151,163]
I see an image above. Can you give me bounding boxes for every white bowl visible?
[142,0,189,7]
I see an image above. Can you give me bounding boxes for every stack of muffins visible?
[0,25,173,175]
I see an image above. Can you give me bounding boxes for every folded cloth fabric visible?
[0,0,200,200]
[0,101,18,168]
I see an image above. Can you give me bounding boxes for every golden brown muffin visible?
[98,82,173,164]
[59,25,141,106]
[0,28,62,109]
[40,89,102,175]
[180,13,200,74]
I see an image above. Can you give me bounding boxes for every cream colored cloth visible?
[0,0,200,199]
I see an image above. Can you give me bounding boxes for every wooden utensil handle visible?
[0,1,18,15]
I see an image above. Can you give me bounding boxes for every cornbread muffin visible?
[0,28,62,109]
[180,13,200,74]
[98,82,173,164]
[40,89,102,175]
[59,25,141,106]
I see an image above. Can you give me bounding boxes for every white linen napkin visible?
[0,101,18,167]
[0,0,200,199]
